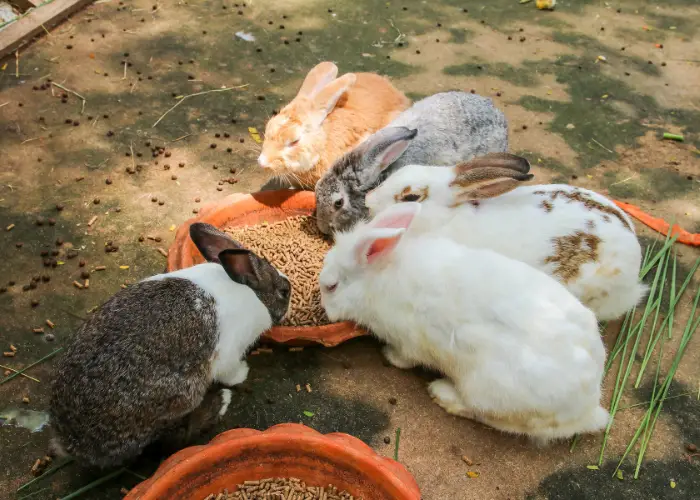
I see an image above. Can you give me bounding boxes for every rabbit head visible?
[319,202,421,321]
[366,153,533,215]
[315,126,418,235]
[258,62,357,180]
[190,223,291,324]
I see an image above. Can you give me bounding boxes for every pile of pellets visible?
[225,216,331,327]
[203,477,357,499]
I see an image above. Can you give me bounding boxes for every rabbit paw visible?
[428,379,470,416]
[218,361,249,387]
[218,388,233,417]
[382,345,416,369]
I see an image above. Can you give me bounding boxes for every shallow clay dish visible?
[168,190,367,347]
[125,423,421,499]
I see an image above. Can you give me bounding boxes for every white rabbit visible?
[319,203,609,441]
[364,153,646,321]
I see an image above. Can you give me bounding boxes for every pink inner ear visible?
[380,140,409,168]
[366,233,402,264]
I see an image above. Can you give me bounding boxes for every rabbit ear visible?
[190,223,247,263]
[357,127,418,187]
[311,73,357,126]
[354,228,406,265]
[368,201,422,230]
[353,203,419,264]
[217,249,261,287]
[456,153,531,174]
[297,61,339,98]
[450,157,534,204]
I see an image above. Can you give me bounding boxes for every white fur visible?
[320,207,609,440]
[366,167,645,321]
[146,263,272,386]
[219,388,233,416]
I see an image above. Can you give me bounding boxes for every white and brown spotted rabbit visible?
[366,154,646,320]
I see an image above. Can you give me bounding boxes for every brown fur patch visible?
[547,189,632,231]
[396,186,429,203]
[586,219,596,230]
[544,231,602,283]
[540,200,553,213]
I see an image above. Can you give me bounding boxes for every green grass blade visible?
[17,458,75,493]
[668,254,678,339]
[58,468,125,500]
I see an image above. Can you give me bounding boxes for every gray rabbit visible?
[49,223,290,468]
[314,91,508,234]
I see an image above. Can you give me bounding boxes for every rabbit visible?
[257,61,410,189]
[314,91,508,235]
[319,202,609,441]
[49,223,291,468]
[364,153,646,321]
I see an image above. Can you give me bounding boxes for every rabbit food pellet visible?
[203,477,356,500]
[225,216,331,327]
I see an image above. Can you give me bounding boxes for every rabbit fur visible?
[319,203,609,441]
[365,154,646,321]
[315,91,508,234]
[49,224,290,468]
[258,61,410,189]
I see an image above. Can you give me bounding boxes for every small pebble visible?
[93,198,100,205]
[687,443,697,453]
[45,333,55,342]
[388,397,397,405]
[31,299,40,308]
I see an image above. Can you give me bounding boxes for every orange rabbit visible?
[258,62,410,189]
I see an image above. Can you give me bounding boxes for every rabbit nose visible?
[258,154,269,168]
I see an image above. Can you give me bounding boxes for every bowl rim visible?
[167,190,368,346]
[127,424,421,499]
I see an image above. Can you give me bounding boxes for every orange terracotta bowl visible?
[125,424,421,499]
[168,190,367,347]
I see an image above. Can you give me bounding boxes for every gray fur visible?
[50,279,219,468]
[315,91,509,234]
[49,224,290,468]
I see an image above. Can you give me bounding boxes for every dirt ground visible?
[1,0,699,499]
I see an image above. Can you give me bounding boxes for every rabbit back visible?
[437,184,644,320]
[387,91,508,169]
[50,278,220,468]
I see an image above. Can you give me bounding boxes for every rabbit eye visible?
[288,138,300,147]
[333,198,344,210]
[402,193,422,202]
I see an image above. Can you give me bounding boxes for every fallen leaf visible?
[57,261,65,265]
[248,127,262,143]
[119,265,130,270]
[303,410,314,417]
[1,63,7,71]
[89,53,95,59]
[616,470,624,480]
[466,471,479,478]
[670,480,676,489]
[586,465,599,470]
[169,224,176,231]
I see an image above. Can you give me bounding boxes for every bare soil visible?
[1,1,699,499]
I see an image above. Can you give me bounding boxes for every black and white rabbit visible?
[49,223,290,468]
